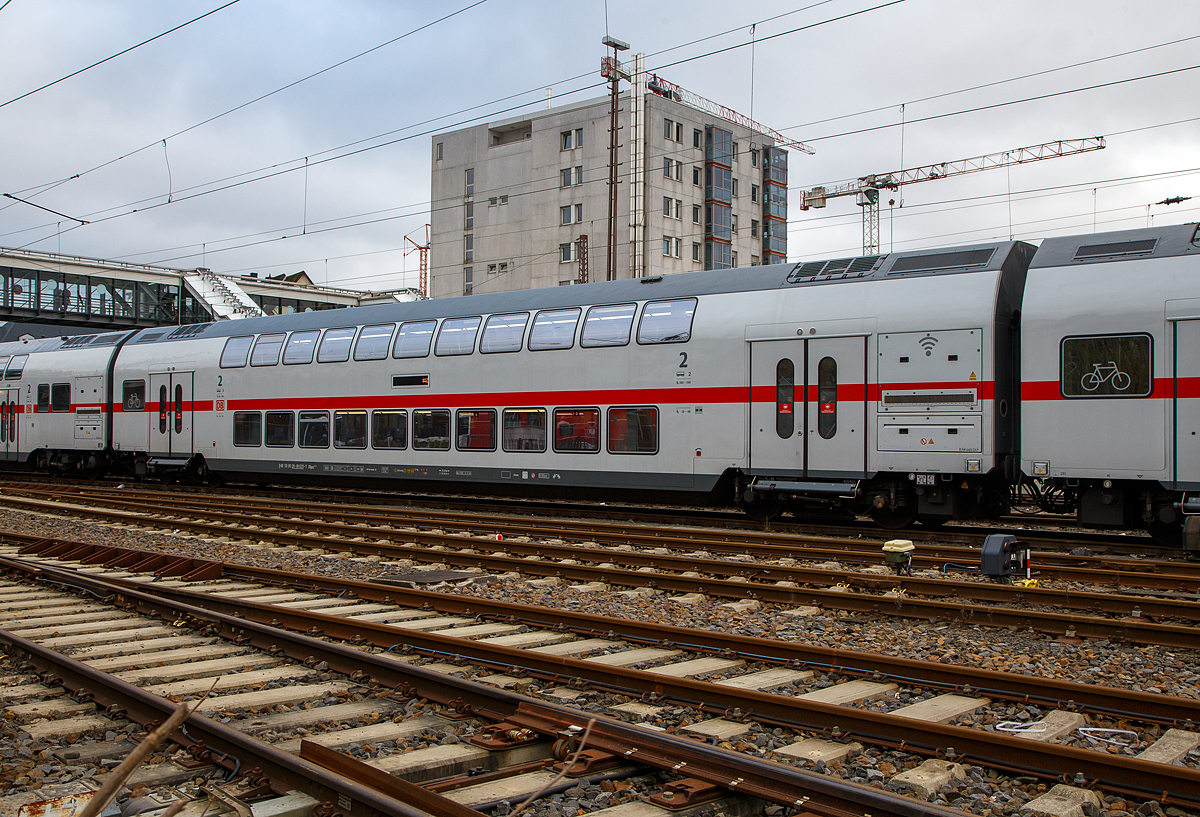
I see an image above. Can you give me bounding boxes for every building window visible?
[692,204,700,223]
[662,237,681,258]
[465,168,474,197]
[464,267,473,295]
[732,251,738,267]
[731,178,738,197]
[560,243,573,262]
[692,166,701,186]
[465,201,474,229]
[489,197,498,206]
[692,242,701,262]
[562,168,573,187]
[693,128,702,148]
[663,157,672,178]
[674,160,682,181]
[751,255,759,266]
[499,261,508,273]
[751,184,759,203]
[436,142,443,161]
[751,149,759,167]
[675,237,682,257]
[663,196,672,217]
[732,141,738,161]
[751,219,759,238]
[561,130,573,150]
[575,203,583,222]
[464,234,473,261]
[732,214,738,233]
[575,128,583,148]
[664,118,674,140]
[663,237,672,256]
[561,205,572,225]
[500,194,508,204]
[675,122,683,142]
[488,263,497,274]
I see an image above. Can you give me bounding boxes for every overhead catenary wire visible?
[0,1,243,111]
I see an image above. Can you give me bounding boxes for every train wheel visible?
[869,503,917,530]
[743,498,783,523]
[1147,518,1182,548]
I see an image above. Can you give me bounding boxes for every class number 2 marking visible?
[678,352,688,368]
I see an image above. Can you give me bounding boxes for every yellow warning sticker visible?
[969,372,977,380]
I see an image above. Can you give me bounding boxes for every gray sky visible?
[1,0,1197,292]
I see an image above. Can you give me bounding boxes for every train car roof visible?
[13,239,1033,350]
[1030,222,1200,268]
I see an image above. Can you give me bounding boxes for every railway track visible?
[0,475,1171,558]
[4,485,1200,647]
[1,537,1199,816]
[0,551,933,817]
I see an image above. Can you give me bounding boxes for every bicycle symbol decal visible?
[1080,361,1132,392]
[124,394,144,411]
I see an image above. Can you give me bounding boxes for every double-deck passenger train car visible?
[0,222,1196,546]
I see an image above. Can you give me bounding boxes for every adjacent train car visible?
[0,331,134,475]
[1021,223,1200,545]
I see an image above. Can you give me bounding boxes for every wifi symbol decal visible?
[919,335,938,356]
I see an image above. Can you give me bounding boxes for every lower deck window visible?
[335,410,368,449]
[372,410,407,449]
[554,408,599,452]
[233,412,261,446]
[51,383,70,413]
[456,409,496,450]
[265,412,294,447]
[37,384,49,413]
[503,408,547,451]
[299,411,330,448]
[413,409,450,450]
[608,407,658,453]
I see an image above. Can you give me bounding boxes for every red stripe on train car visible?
[1022,378,1178,400]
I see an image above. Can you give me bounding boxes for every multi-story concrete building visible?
[429,59,789,298]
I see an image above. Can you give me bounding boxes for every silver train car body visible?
[0,222,1196,542]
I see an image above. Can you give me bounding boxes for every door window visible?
[817,356,837,439]
[776,359,794,438]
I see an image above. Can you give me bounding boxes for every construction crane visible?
[645,74,815,155]
[403,224,430,297]
[799,137,1106,254]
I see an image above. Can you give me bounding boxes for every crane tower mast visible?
[800,137,1106,254]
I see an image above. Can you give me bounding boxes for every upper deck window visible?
[480,313,529,354]
[220,336,254,368]
[250,334,285,367]
[318,328,356,363]
[529,308,580,351]
[354,324,395,361]
[580,304,635,347]
[393,321,437,358]
[637,298,696,344]
[283,330,319,364]
[4,355,27,379]
[435,317,481,356]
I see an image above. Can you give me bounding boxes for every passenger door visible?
[149,372,194,458]
[0,389,16,460]
[749,340,805,474]
[806,337,867,476]
[1176,320,1200,485]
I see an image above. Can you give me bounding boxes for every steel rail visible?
[12,540,1200,724]
[0,629,441,817]
[8,484,1197,586]
[6,497,1200,646]
[0,558,967,817]
[4,555,1198,806]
